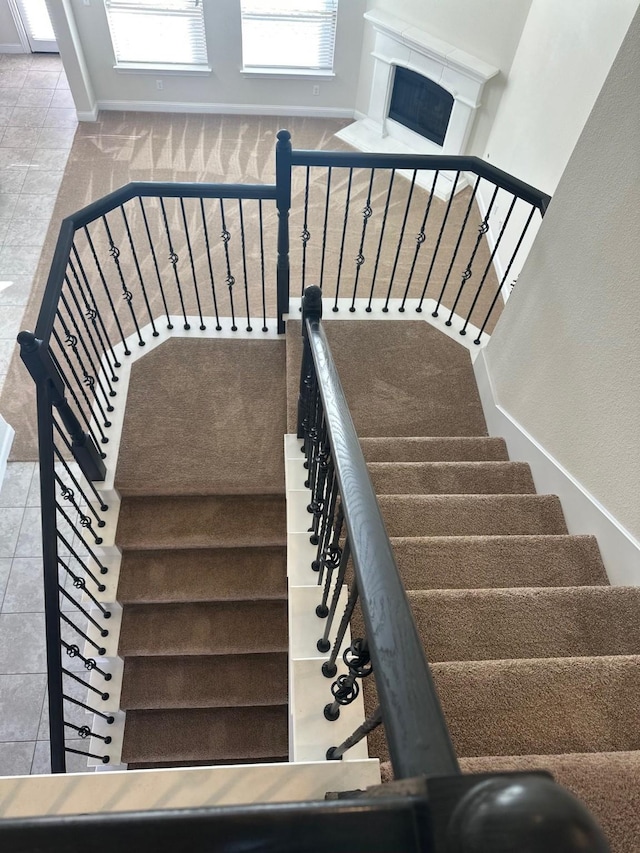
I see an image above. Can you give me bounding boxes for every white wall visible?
[0,0,26,52]
[481,0,639,194]
[65,0,365,116]
[356,0,533,155]
[484,5,640,540]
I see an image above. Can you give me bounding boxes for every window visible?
[240,1,339,73]
[104,0,208,68]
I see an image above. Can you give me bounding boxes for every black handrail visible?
[301,286,459,779]
[289,150,551,213]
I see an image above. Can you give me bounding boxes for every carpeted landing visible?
[114,320,637,850]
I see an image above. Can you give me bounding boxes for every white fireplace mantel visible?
[337,10,499,197]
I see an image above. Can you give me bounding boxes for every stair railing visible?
[278,134,551,340]
[296,285,610,850]
[18,179,282,771]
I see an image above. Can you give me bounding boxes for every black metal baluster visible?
[308,419,329,546]
[399,171,439,311]
[49,338,107,451]
[444,185,499,327]
[52,420,109,512]
[349,169,375,312]
[64,722,112,744]
[459,194,518,335]
[417,171,461,312]
[367,170,396,311]
[258,200,268,332]
[238,199,252,332]
[62,641,111,680]
[324,637,372,721]
[319,542,353,666]
[62,668,109,701]
[219,199,237,331]
[199,198,222,331]
[58,586,108,636]
[314,472,338,581]
[179,198,206,331]
[431,176,481,318]
[326,706,383,761]
[316,495,343,618]
[58,557,110,616]
[69,248,120,379]
[305,414,324,546]
[63,694,114,723]
[60,612,106,656]
[54,311,112,435]
[65,745,110,763]
[300,166,311,299]
[55,467,105,527]
[120,203,159,337]
[83,225,130,354]
[59,291,114,421]
[316,532,351,660]
[57,532,105,591]
[56,500,103,547]
[159,198,189,329]
[332,168,354,312]
[102,214,145,346]
[474,206,538,345]
[139,197,172,330]
[385,170,417,313]
[319,167,332,292]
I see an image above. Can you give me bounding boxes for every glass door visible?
[14,0,58,53]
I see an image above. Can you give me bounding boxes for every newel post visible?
[297,285,323,439]
[275,129,292,334]
[18,331,106,482]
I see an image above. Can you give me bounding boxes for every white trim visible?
[95,100,355,118]
[0,416,15,490]
[113,63,211,75]
[0,42,28,53]
[76,106,99,122]
[474,350,640,586]
[6,0,31,53]
[240,68,336,79]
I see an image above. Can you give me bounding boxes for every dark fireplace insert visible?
[388,66,454,147]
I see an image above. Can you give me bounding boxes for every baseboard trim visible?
[0,416,15,490]
[95,100,355,119]
[0,43,28,53]
[474,350,640,586]
[77,106,99,122]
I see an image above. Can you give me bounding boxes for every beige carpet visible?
[2,112,501,462]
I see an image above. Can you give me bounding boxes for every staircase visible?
[106,318,639,849]
[113,337,289,767]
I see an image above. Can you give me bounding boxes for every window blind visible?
[16,0,56,41]
[104,0,208,66]
[241,1,339,71]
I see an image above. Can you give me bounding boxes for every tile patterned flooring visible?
[0,52,88,775]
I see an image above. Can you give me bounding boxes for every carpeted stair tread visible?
[117,547,287,603]
[378,494,568,537]
[364,656,640,761]
[360,436,509,462]
[459,751,640,853]
[368,461,535,495]
[121,705,288,764]
[407,586,640,662]
[119,600,288,656]
[116,495,286,550]
[286,320,488,437]
[120,653,288,710]
[391,535,607,589]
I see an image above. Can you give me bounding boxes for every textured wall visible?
[485,6,640,539]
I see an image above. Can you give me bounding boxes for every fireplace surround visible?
[337,10,499,198]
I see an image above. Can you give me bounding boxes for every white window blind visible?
[16,0,56,41]
[104,0,208,66]
[241,1,339,71]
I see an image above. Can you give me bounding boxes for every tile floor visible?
[0,51,87,775]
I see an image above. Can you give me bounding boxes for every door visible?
[13,0,58,53]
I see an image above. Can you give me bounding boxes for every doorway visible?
[11,0,58,53]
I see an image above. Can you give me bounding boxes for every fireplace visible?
[336,10,499,198]
[389,67,454,147]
